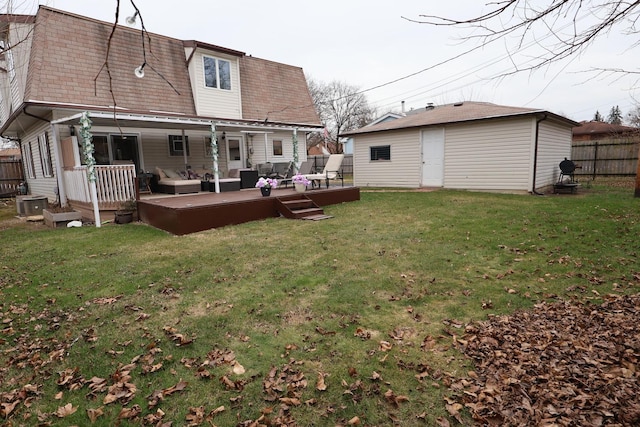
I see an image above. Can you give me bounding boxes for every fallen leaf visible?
[316,372,327,391]
[118,404,141,419]
[348,415,361,425]
[87,407,104,423]
[54,403,77,418]
[231,360,245,375]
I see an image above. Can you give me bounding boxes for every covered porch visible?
[51,110,321,223]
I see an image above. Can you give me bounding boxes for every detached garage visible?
[342,102,579,193]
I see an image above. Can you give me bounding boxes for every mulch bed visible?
[450,294,640,426]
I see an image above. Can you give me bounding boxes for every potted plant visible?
[42,203,82,228]
[255,177,277,196]
[114,199,137,224]
[291,174,311,193]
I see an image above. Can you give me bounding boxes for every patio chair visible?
[303,154,345,189]
[280,161,314,188]
[270,161,293,180]
[257,162,273,177]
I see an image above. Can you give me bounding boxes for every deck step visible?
[281,199,316,209]
[302,214,333,221]
[292,207,324,216]
[275,195,329,220]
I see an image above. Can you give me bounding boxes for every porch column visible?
[181,128,188,173]
[79,112,101,227]
[264,133,269,162]
[292,127,299,174]
[210,123,220,193]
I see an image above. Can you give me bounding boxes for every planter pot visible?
[260,187,272,197]
[43,209,82,228]
[114,211,134,224]
[294,183,307,193]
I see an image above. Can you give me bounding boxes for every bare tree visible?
[628,104,640,127]
[406,1,640,80]
[307,78,376,153]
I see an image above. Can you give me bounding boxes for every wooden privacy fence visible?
[0,159,24,197]
[571,140,639,179]
[308,154,353,175]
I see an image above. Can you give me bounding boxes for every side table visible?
[240,170,258,189]
[138,172,153,194]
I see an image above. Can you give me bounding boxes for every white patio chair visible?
[303,154,345,189]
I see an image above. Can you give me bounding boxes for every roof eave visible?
[341,110,579,137]
[1,101,322,135]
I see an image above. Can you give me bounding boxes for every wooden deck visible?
[137,186,360,235]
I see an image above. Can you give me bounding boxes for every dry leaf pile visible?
[450,294,640,426]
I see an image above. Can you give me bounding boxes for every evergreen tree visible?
[593,110,604,122]
[607,105,623,124]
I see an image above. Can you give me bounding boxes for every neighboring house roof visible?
[308,142,331,155]
[342,101,578,136]
[366,112,405,127]
[572,121,640,137]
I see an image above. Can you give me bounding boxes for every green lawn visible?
[0,182,638,426]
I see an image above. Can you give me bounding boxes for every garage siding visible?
[535,119,573,188]
[444,118,533,191]
[353,130,421,188]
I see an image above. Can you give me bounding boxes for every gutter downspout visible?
[531,114,548,195]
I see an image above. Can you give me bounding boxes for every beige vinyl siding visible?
[535,119,572,188]
[248,131,306,166]
[6,22,33,116]
[444,118,533,191]
[22,122,58,202]
[189,49,242,119]
[353,130,421,188]
[86,126,226,175]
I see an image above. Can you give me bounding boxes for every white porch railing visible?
[63,165,137,205]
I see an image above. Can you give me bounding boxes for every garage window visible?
[370,145,390,161]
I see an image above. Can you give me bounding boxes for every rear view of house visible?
[0,6,321,219]
[343,102,578,193]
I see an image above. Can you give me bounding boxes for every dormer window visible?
[203,56,231,90]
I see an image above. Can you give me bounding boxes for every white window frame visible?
[203,55,231,90]
[38,132,54,177]
[272,139,283,157]
[22,140,35,179]
[168,135,189,157]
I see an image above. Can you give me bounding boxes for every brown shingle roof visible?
[239,56,320,125]
[572,121,639,136]
[26,7,196,115]
[342,102,577,135]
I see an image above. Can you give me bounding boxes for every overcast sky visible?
[28,0,640,123]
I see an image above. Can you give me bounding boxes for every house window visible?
[203,56,231,90]
[22,140,35,179]
[38,132,54,177]
[272,140,283,156]
[168,135,189,157]
[370,145,391,161]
